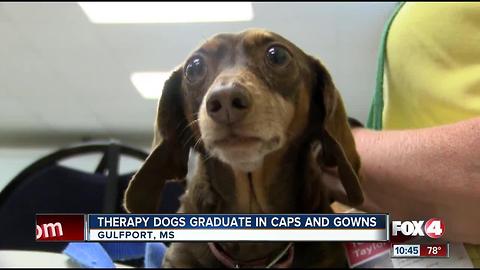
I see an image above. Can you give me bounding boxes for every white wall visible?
[0,2,398,192]
[0,3,396,145]
[0,148,51,191]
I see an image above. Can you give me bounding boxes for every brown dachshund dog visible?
[124,29,363,268]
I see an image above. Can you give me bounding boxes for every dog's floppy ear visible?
[309,57,364,206]
[124,68,190,213]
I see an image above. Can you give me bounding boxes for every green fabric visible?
[366,2,406,130]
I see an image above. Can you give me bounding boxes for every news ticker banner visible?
[36,213,388,242]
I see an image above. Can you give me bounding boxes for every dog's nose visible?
[206,86,251,125]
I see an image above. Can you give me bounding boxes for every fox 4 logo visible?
[392,218,445,239]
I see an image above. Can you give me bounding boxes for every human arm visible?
[326,117,480,244]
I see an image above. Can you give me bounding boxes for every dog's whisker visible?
[186,119,199,128]
[193,137,203,149]
[203,152,215,162]
[186,134,199,146]
[180,131,196,147]
[174,121,184,132]
[178,121,195,138]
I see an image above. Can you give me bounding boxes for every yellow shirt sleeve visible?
[381,3,480,266]
[383,2,480,130]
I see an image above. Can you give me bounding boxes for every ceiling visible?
[0,2,396,148]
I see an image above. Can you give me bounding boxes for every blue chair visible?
[0,141,148,252]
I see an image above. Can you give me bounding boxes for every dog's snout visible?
[206,86,251,125]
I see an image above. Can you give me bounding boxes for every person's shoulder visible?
[464,244,480,268]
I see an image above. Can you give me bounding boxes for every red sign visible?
[36,214,85,241]
[344,242,390,267]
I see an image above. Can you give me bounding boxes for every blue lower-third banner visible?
[86,214,389,242]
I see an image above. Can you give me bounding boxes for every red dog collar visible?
[208,242,294,268]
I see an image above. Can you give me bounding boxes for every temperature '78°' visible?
[427,246,441,255]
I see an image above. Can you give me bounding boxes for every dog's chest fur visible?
[180,140,326,214]
[172,141,340,266]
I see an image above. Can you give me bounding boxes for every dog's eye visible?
[185,57,207,83]
[266,45,291,67]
